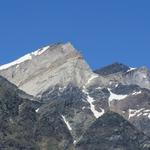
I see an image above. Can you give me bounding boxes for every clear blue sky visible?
[0,0,150,69]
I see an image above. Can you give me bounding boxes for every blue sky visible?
[0,0,150,69]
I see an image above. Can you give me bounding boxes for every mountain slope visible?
[76,112,150,150]
[0,43,150,149]
[0,76,75,150]
[0,76,150,150]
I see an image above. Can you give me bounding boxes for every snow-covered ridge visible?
[127,67,136,73]
[86,74,99,85]
[31,45,50,56]
[0,53,32,70]
[0,45,50,70]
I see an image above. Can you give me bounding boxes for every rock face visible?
[94,62,130,76]
[0,42,150,149]
[0,42,94,96]
[93,63,150,137]
[0,76,150,150]
[77,112,150,150]
[0,76,74,150]
[95,63,150,90]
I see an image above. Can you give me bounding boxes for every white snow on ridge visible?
[32,46,50,56]
[86,74,99,85]
[0,45,50,71]
[127,67,136,73]
[0,54,32,70]
[61,115,72,131]
[108,88,128,106]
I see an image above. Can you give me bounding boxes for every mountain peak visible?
[0,42,93,96]
[0,42,76,71]
[94,62,130,76]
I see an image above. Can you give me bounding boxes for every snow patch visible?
[127,67,136,72]
[129,108,144,119]
[82,106,86,110]
[143,110,150,113]
[109,81,113,85]
[83,88,105,118]
[108,88,128,106]
[58,86,66,92]
[35,108,40,113]
[16,65,19,69]
[128,108,150,119]
[137,113,143,117]
[132,91,142,96]
[143,113,149,116]
[82,74,104,118]
[73,140,77,145]
[95,87,102,90]
[61,115,72,131]
[115,84,119,88]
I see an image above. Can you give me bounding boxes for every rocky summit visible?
[0,42,150,150]
[0,42,93,96]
